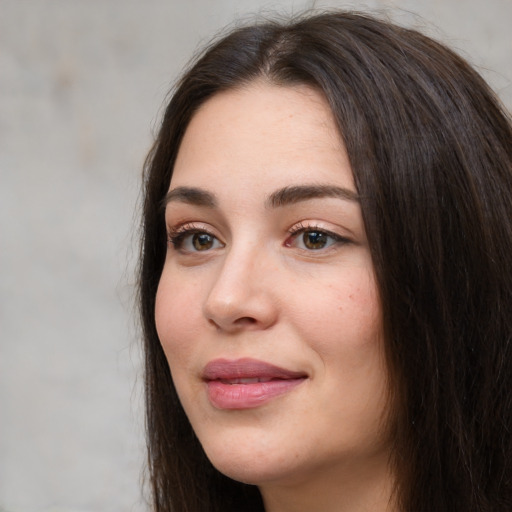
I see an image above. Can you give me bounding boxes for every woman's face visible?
[155,82,391,492]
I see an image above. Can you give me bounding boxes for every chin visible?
[200,436,299,485]
[212,460,272,485]
[198,424,393,491]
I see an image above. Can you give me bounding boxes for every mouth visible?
[202,358,308,410]
[218,377,275,384]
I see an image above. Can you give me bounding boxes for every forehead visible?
[171,81,354,195]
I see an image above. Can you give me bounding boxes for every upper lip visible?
[202,358,307,381]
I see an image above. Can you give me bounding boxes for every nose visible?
[203,246,278,333]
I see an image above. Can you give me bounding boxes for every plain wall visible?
[1,0,510,510]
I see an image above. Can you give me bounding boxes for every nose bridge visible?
[203,236,276,331]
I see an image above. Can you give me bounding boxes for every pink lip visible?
[202,358,307,410]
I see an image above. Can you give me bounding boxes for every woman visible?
[139,11,512,512]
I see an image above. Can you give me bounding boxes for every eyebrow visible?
[266,184,360,208]
[162,184,359,210]
[162,187,217,209]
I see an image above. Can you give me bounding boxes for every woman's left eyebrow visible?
[266,184,360,208]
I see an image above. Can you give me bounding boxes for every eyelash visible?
[166,222,351,252]
[286,222,351,250]
[167,223,218,249]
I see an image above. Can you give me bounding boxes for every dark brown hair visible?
[139,11,512,512]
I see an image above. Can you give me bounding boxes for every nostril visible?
[208,318,221,329]
[234,317,257,326]
[207,316,257,331]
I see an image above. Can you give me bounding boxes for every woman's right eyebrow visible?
[162,187,217,209]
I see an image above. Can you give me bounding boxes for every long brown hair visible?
[139,11,512,511]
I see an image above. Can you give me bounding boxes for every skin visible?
[155,81,394,512]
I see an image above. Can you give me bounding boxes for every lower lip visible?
[206,378,305,409]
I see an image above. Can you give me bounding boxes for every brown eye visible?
[193,233,215,251]
[285,226,349,251]
[302,231,328,250]
[168,228,223,252]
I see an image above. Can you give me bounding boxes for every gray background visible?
[1,0,510,511]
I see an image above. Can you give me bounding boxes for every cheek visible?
[292,269,382,356]
[154,273,203,364]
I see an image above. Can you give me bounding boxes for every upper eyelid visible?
[288,221,354,239]
[166,218,355,241]
[288,221,334,233]
[167,221,216,234]
[164,206,227,233]
[165,197,359,233]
